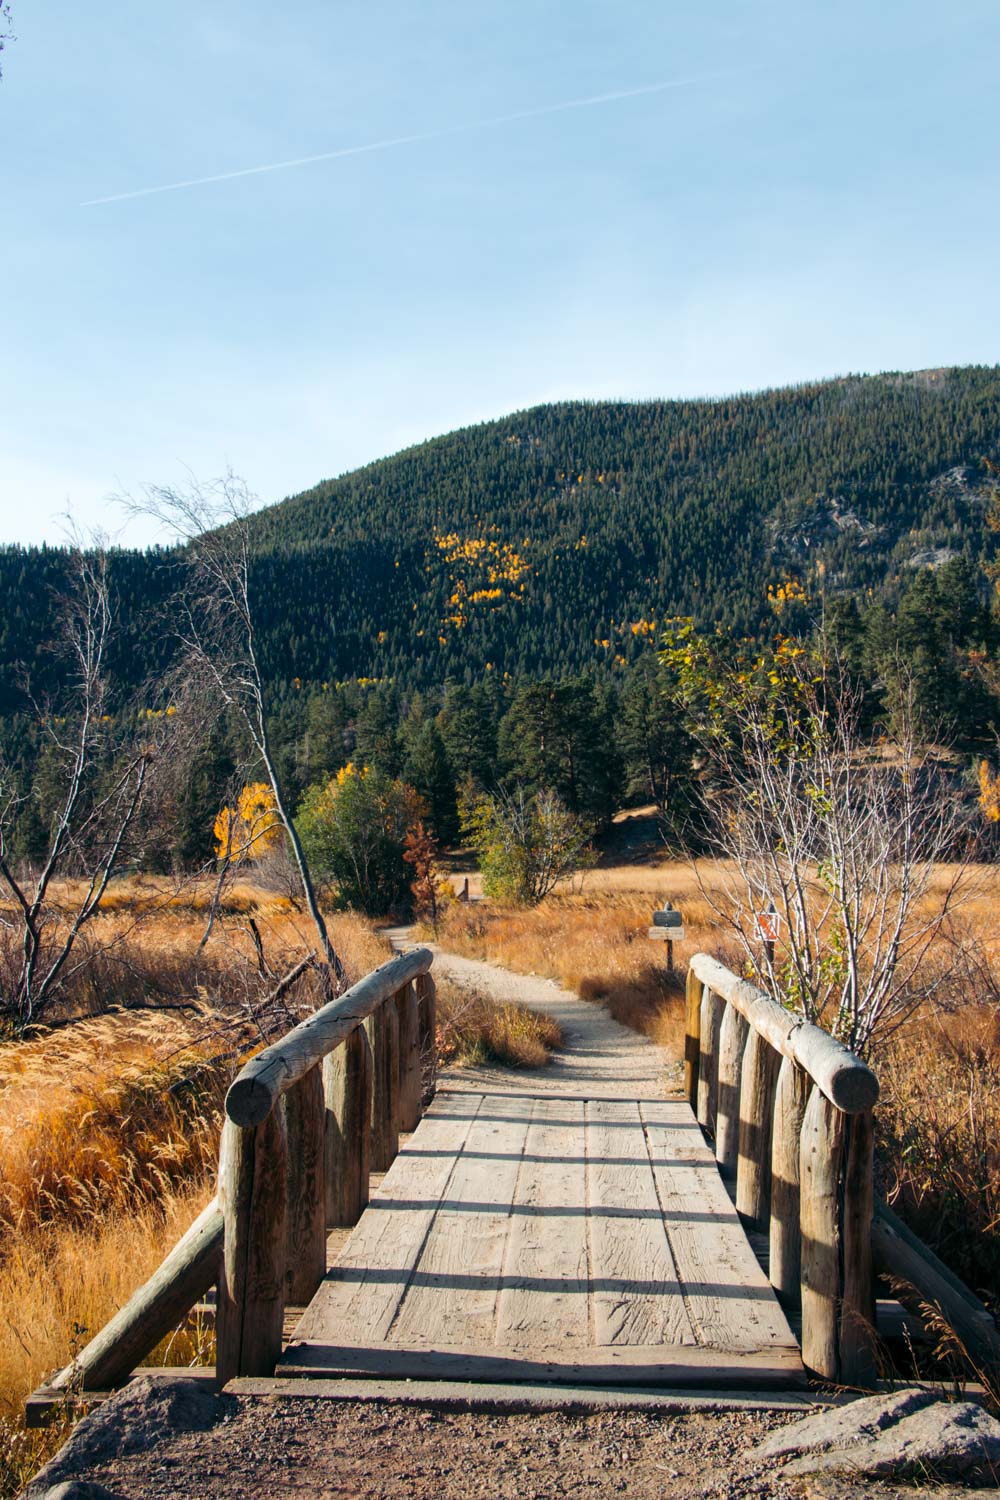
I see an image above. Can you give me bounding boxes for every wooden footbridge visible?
[30,945,1000,1420]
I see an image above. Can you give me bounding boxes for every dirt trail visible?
[384,926,680,1098]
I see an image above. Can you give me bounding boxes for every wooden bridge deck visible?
[279,1088,805,1389]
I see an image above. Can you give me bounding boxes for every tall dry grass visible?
[0,890,391,1499]
[435,977,562,1069]
[878,1003,1000,1316]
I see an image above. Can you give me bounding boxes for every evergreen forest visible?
[2,365,1000,872]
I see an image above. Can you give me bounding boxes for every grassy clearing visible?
[435,976,562,1069]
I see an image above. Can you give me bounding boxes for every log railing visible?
[687,952,879,1385]
[217,945,435,1382]
[43,947,436,1400]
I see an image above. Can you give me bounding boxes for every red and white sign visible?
[755,909,781,943]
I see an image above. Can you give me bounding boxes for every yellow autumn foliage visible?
[213,782,283,862]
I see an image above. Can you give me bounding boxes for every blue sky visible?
[2,1,998,546]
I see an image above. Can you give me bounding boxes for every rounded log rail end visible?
[226,947,434,1127]
[689,953,878,1114]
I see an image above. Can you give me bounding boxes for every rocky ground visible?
[22,1381,1000,1500]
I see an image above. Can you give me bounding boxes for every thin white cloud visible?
[81,68,756,207]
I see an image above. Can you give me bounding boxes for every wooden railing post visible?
[736,1030,782,1231]
[798,1085,845,1380]
[715,1002,749,1176]
[323,1023,373,1227]
[696,984,724,1137]
[416,971,437,1100]
[368,998,400,1172]
[684,965,702,1109]
[397,980,423,1132]
[283,1063,326,1304]
[840,1106,877,1385]
[216,1108,288,1384]
[768,1054,810,1305]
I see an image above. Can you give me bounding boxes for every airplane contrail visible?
[81,68,751,207]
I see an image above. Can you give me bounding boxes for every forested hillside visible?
[2,365,999,870]
[3,366,1000,706]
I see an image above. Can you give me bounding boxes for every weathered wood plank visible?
[586,1100,695,1347]
[278,1339,807,1389]
[798,1085,845,1381]
[769,1055,811,1307]
[715,1004,749,1177]
[641,1100,799,1355]
[396,981,423,1133]
[217,1109,289,1383]
[283,1064,326,1305]
[696,985,724,1137]
[840,1106,876,1386]
[736,1030,782,1232]
[495,1097,589,1347]
[368,1000,400,1173]
[684,965,702,1108]
[390,1094,533,1346]
[416,971,437,1100]
[291,1092,480,1346]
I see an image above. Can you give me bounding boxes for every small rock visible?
[21,1376,222,1498]
[756,1386,940,1460]
[752,1386,1000,1482]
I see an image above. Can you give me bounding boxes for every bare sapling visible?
[664,623,978,1058]
[0,544,177,1033]
[122,474,346,991]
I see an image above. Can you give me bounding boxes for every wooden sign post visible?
[755,902,780,970]
[648,902,685,972]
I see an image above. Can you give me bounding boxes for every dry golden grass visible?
[0,876,392,1030]
[0,1185,214,1497]
[878,1003,1000,1311]
[0,1012,226,1238]
[435,976,562,1069]
[0,889,391,1498]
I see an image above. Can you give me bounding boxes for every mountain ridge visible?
[1,364,999,703]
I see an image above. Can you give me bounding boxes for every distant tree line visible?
[2,542,998,882]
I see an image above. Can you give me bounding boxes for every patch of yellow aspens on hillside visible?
[432,529,531,633]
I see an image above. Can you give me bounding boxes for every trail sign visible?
[649,903,684,969]
[755,908,781,944]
